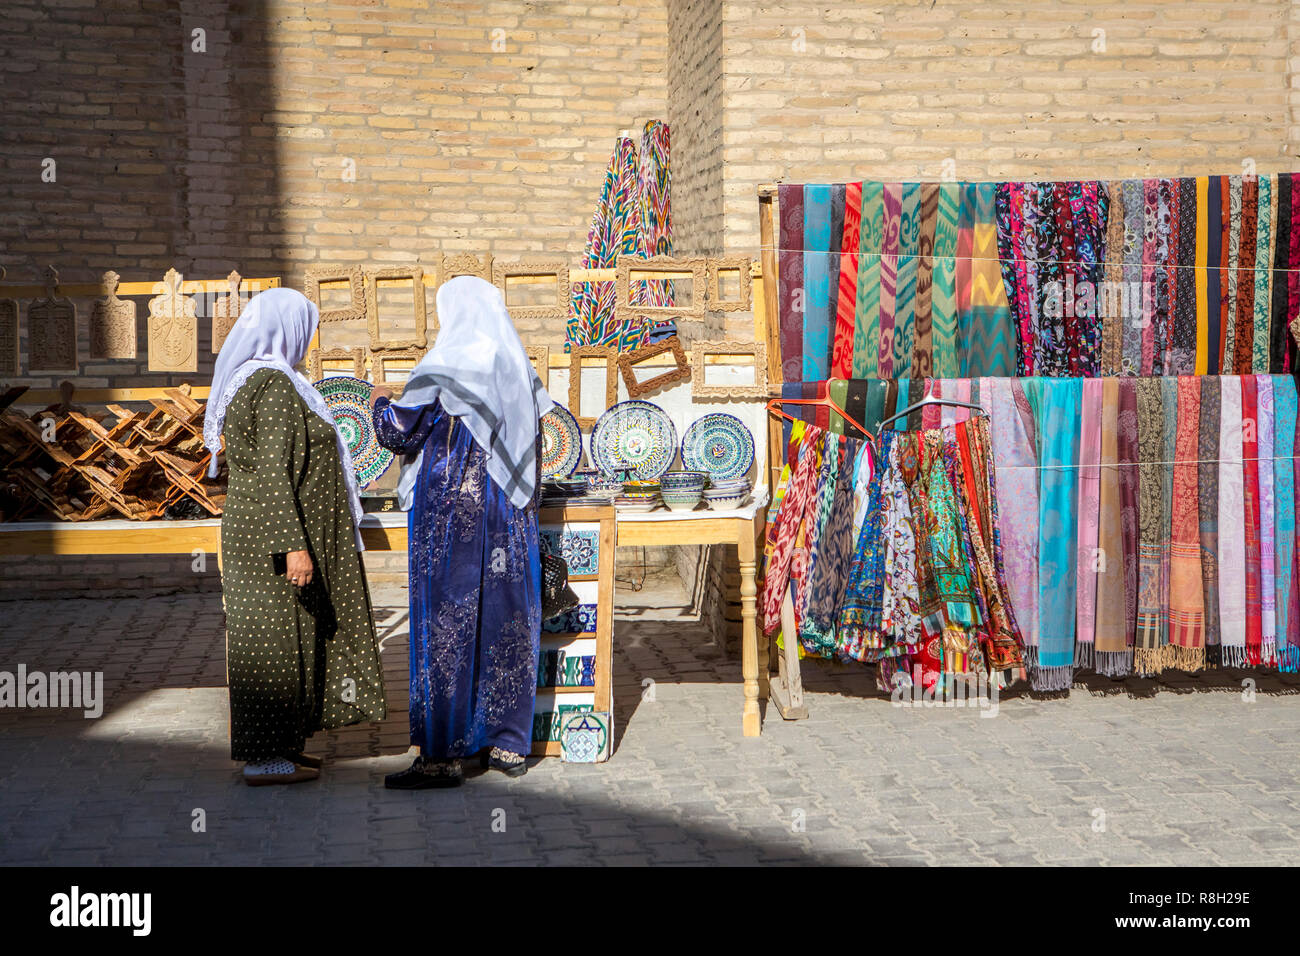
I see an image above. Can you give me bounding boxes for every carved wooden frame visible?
[307,346,367,382]
[88,270,138,360]
[28,266,80,374]
[492,257,570,321]
[525,345,550,389]
[691,340,768,400]
[371,346,425,395]
[146,268,197,373]
[436,251,493,287]
[614,256,707,323]
[365,268,428,352]
[617,335,690,399]
[304,266,367,324]
[567,345,618,430]
[707,256,753,313]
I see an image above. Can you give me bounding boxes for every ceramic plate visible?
[681,413,754,481]
[313,376,394,488]
[540,404,583,478]
[590,400,678,480]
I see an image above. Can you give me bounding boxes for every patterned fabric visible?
[912,182,939,379]
[762,425,822,635]
[837,431,894,659]
[878,182,902,378]
[1234,176,1259,374]
[1224,175,1242,371]
[1121,179,1146,377]
[1198,376,1221,652]
[1102,180,1126,375]
[1117,379,1141,651]
[1242,375,1263,666]
[1171,177,1199,374]
[932,181,961,378]
[1253,175,1274,373]
[854,181,884,378]
[568,135,638,349]
[894,182,920,377]
[778,184,805,381]
[1195,176,1211,375]
[1169,376,1205,670]
[1258,375,1277,667]
[832,181,862,378]
[629,119,675,345]
[1075,378,1103,662]
[1141,179,1160,376]
[1134,377,1165,675]
[1271,174,1292,373]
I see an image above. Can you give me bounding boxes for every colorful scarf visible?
[1075,378,1103,667]
[1195,176,1211,374]
[932,181,961,378]
[1121,179,1146,377]
[1197,376,1221,656]
[1258,375,1277,666]
[1024,376,1082,689]
[777,184,805,380]
[1094,376,1132,676]
[1274,375,1299,671]
[1171,177,1199,374]
[568,134,639,349]
[1234,176,1258,373]
[837,430,894,659]
[1218,377,1247,665]
[832,182,862,378]
[1242,375,1263,665]
[878,183,902,378]
[1223,175,1242,371]
[894,183,920,377]
[1169,376,1206,670]
[802,184,833,380]
[854,181,885,378]
[1253,175,1273,373]
[912,182,938,378]
[762,424,822,635]
[1102,180,1126,375]
[1118,379,1141,651]
[1134,377,1166,675]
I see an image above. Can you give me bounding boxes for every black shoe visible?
[384,757,463,790]
[483,747,528,778]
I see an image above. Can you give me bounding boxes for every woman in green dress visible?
[205,288,387,786]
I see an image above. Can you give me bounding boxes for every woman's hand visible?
[285,549,313,588]
[369,385,395,409]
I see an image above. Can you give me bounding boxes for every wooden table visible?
[0,493,772,737]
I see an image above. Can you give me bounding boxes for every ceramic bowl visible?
[585,475,623,499]
[663,497,702,513]
[614,496,659,513]
[703,492,749,510]
[622,480,661,498]
[708,477,752,492]
[660,470,708,493]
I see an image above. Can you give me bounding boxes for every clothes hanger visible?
[766,393,870,442]
[875,395,987,434]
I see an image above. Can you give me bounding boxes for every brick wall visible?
[720,0,1300,255]
[666,0,725,257]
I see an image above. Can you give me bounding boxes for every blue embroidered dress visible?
[374,395,541,759]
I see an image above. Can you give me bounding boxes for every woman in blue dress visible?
[372,276,553,789]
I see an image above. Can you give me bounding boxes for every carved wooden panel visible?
[525,344,550,389]
[88,270,138,360]
[304,266,366,324]
[147,268,198,372]
[691,340,768,400]
[210,270,245,354]
[28,266,79,374]
[706,256,753,313]
[365,268,428,352]
[492,257,570,321]
[617,335,690,399]
[567,345,618,430]
[0,278,17,375]
[615,256,707,323]
[436,251,493,286]
[307,346,367,382]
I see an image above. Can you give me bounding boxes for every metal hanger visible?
[875,395,987,434]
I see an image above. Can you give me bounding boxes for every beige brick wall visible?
[666,0,725,256]
[720,0,1300,255]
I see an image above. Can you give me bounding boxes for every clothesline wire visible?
[757,243,1300,274]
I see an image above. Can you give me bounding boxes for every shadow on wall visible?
[0,0,285,383]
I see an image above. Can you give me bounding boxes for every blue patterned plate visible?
[313,376,394,488]
[540,403,583,478]
[590,400,678,480]
[681,413,754,482]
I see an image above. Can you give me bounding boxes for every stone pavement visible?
[3,577,1300,866]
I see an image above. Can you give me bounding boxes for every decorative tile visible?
[532,703,593,742]
[542,603,597,634]
[561,711,611,763]
[540,527,600,576]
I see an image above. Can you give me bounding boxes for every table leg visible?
[739,533,761,737]
[754,526,770,701]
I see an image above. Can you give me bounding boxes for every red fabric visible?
[832,182,862,378]
[761,425,822,635]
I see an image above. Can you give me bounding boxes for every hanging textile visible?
[1075,378,1103,667]
[832,181,862,378]
[778,184,805,381]
[1259,375,1277,668]
[1198,376,1221,662]
[1169,376,1206,671]
[1094,376,1132,676]
[629,119,675,346]
[1275,375,1299,671]
[1024,377,1082,690]
[932,181,960,378]
[1218,377,1247,666]
[568,134,639,348]
[853,181,884,378]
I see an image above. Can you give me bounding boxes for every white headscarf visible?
[391,275,554,511]
[204,287,365,551]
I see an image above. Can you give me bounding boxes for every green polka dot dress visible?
[220,368,387,761]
